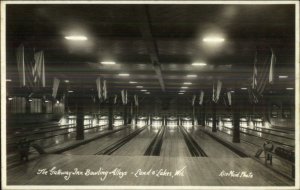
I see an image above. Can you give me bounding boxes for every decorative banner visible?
[212,80,222,103]
[125,90,128,104]
[199,91,204,105]
[121,90,126,105]
[114,94,118,104]
[216,80,222,102]
[134,95,138,106]
[269,49,275,84]
[96,77,102,100]
[103,80,107,100]
[33,51,46,87]
[251,47,276,98]
[52,77,60,98]
[16,44,26,87]
[192,95,196,106]
[16,44,46,88]
[227,91,232,106]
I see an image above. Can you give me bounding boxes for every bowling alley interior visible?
[2,2,299,188]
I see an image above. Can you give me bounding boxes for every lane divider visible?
[95,126,148,155]
[144,126,165,156]
[179,126,207,157]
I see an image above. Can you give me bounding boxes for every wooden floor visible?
[7,154,293,186]
[5,125,295,187]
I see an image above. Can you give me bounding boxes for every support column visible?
[232,89,240,143]
[108,97,114,130]
[212,102,217,132]
[76,97,84,140]
[42,100,47,113]
[135,106,138,125]
[201,104,206,126]
[26,98,31,113]
[123,104,128,126]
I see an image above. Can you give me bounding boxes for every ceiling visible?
[5,4,296,98]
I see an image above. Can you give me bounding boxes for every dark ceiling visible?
[5,4,295,97]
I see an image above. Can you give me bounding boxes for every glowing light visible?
[59,117,67,125]
[137,120,146,127]
[181,86,188,89]
[118,73,130,77]
[136,86,143,88]
[278,75,288,79]
[286,88,294,90]
[8,97,13,101]
[68,90,74,93]
[101,61,116,65]
[187,74,197,78]
[183,82,192,85]
[145,92,150,94]
[65,36,88,41]
[141,89,147,92]
[45,100,49,103]
[129,81,137,84]
[99,119,108,125]
[241,88,247,90]
[64,80,69,83]
[28,99,32,102]
[178,93,184,95]
[152,121,162,128]
[192,62,207,66]
[203,37,225,43]
[6,79,12,82]
[114,120,124,126]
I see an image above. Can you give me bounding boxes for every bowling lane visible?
[160,126,191,157]
[187,126,240,158]
[219,126,295,148]
[112,126,159,156]
[244,126,295,137]
[63,126,136,155]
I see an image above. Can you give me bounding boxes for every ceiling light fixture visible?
[101,61,116,65]
[178,93,184,95]
[141,89,147,92]
[187,74,197,78]
[68,90,74,93]
[203,37,225,43]
[8,97,13,101]
[6,79,12,82]
[145,92,150,94]
[183,82,192,85]
[278,76,288,79]
[118,73,130,76]
[286,88,294,90]
[65,36,88,41]
[181,86,188,89]
[192,62,207,66]
[129,81,137,84]
[136,86,143,88]
[241,88,247,90]
[64,80,69,83]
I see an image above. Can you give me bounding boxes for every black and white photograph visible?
[1,1,299,189]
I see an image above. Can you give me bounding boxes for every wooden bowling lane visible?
[7,154,293,186]
[112,126,159,156]
[219,126,294,148]
[188,126,240,158]
[62,126,136,155]
[160,126,191,157]
[244,126,295,137]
